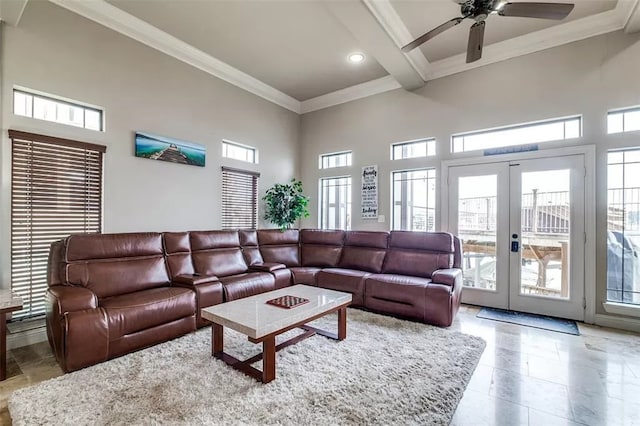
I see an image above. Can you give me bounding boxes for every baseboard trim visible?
[7,326,48,350]
[594,313,640,333]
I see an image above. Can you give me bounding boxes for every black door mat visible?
[476,307,580,335]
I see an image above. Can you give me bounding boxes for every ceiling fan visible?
[401,0,575,63]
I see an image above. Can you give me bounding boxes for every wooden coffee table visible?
[201,285,352,383]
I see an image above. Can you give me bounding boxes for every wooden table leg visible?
[262,336,276,383]
[212,323,224,356]
[1,313,7,381]
[337,307,347,341]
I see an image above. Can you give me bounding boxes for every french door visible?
[448,155,585,320]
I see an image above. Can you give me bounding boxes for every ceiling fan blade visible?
[466,21,485,63]
[499,2,574,20]
[401,17,465,53]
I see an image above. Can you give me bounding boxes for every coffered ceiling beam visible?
[0,0,29,26]
[323,0,424,91]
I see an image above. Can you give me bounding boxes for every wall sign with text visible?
[361,165,378,219]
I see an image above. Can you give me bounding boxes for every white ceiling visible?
[10,0,640,112]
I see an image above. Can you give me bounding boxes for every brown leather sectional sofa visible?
[46,229,463,372]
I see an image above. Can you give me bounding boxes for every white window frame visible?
[451,116,582,153]
[608,106,640,134]
[391,168,437,232]
[222,140,258,164]
[12,87,104,132]
[319,151,352,169]
[391,138,436,160]
[319,176,352,230]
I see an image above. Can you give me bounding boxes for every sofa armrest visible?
[431,269,462,288]
[47,285,98,313]
[249,262,286,272]
[172,275,223,328]
[172,274,219,286]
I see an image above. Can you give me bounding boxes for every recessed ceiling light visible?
[348,52,365,64]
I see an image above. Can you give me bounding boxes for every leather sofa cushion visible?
[300,229,345,245]
[389,231,454,252]
[289,267,322,286]
[383,250,451,278]
[66,256,170,299]
[163,232,191,254]
[191,231,240,250]
[192,248,247,277]
[239,230,264,266]
[220,272,276,301]
[345,231,389,248]
[259,246,300,267]
[101,287,195,338]
[364,274,432,321]
[316,268,368,306]
[66,233,163,261]
[339,247,386,273]
[301,245,342,267]
[257,229,299,245]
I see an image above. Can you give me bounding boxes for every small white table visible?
[201,285,352,383]
[0,290,23,381]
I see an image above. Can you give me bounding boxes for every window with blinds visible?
[9,130,106,320]
[221,167,259,229]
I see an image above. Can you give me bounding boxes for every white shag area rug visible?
[10,309,485,425]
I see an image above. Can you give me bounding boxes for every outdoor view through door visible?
[450,155,585,320]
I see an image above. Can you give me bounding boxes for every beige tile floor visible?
[0,305,639,425]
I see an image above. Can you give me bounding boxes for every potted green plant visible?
[263,178,310,231]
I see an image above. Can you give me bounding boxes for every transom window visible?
[13,88,103,131]
[222,140,257,164]
[608,106,640,134]
[319,176,351,230]
[319,151,352,169]
[392,168,436,232]
[452,116,581,153]
[607,149,640,305]
[392,138,435,160]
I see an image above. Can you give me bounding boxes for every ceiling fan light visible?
[348,52,365,63]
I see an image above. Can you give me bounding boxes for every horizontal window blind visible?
[9,130,106,320]
[221,167,259,230]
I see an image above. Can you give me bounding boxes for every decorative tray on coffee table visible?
[266,295,310,309]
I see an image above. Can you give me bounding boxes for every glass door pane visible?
[519,169,571,299]
[458,175,498,290]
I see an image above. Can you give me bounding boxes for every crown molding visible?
[428,9,625,80]
[621,0,640,33]
[361,0,432,81]
[0,0,29,26]
[48,0,301,113]
[300,75,400,114]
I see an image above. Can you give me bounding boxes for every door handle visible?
[511,241,519,252]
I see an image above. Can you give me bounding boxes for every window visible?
[9,130,105,320]
[607,149,640,305]
[221,167,259,229]
[319,151,352,169]
[608,106,640,134]
[222,140,257,164]
[451,116,581,153]
[320,176,351,230]
[392,138,435,160]
[13,88,103,131]
[392,168,436,231]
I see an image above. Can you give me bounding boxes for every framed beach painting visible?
[135,131,206,167]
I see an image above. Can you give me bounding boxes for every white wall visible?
[0,1,300,286]
[299,30,640,317]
